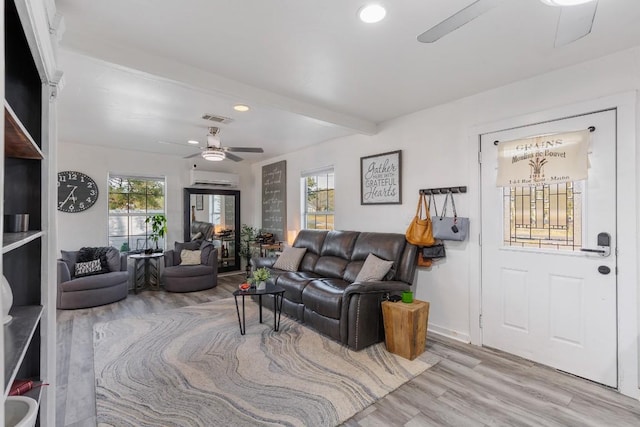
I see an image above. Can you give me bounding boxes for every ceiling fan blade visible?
[225,152,244,162]
[183,152,202,159]
[224,147,264,153]
[554,1,597,47]
[417,0,504,43]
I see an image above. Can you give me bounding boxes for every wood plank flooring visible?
[56,272,640,426]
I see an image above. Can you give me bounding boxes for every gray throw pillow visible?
[60,250,78,277]
[355,253,394,283]
[74,259,103,277]
[273,247,307,272]
[105,247,120,272]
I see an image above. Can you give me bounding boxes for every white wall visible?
[250,46,640,394]
[56,143,253,252]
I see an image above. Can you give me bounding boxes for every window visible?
[302,168,334,230]
[503,181,583,251]
[108,175,166,251]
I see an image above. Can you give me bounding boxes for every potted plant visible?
[145,214,168,252]
[250,267,271,291]
[239,224,259,277]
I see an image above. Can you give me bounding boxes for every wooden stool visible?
[381,299,430,360]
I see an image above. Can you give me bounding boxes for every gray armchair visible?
[162,241,218,292]
[57,246,129,309]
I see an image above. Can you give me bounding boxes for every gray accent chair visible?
[162,241,218,292]
[57,247,129,309]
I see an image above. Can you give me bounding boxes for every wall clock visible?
[57,171,99,213]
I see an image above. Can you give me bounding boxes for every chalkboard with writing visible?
[262,160,287,241]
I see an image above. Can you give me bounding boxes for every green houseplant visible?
[145,214,168,252]
[250,267,271,291]
[239,224,259,277]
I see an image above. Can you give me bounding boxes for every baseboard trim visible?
[428,324,471,343]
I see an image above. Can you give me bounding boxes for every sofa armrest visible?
[57,259,71,284]
[119,253,128,271]
[251,257,277,269]
[164,250,176,267]
[344,280,410,297]
[340,280,411,351]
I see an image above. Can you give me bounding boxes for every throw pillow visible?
[77,247,110,276]
[272,247,307,272]
[175,241,200,263]
[74,259,103,277]
[180,250,202,265]
[355,253,394,283]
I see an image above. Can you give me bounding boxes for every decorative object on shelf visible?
[5,213,29,232]
[250,267,271,291]
[1,274,13,324]
[239,224,259,277]
[57,171,99,213]
[360,150,402,205]
[405,192,435,246]
[5,395,39,427]
[120,242,130,252]
[145,214,167,252]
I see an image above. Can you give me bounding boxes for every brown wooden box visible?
[381,299,430,360]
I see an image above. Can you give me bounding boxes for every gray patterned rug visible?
[93,297,438,427]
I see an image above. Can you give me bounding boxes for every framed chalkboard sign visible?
[261,160,287,241]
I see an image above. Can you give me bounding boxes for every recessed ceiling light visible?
[187,140,199,145]
[540,0,596,6]
[358,4,386,23]
[233,104,250,112]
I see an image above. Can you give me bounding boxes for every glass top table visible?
[232,283,285,335]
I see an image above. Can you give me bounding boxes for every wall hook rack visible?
[419,186,467,195]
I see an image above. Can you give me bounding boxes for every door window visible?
[503,181,583,251]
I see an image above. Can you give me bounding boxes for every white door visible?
[480,109,617,387]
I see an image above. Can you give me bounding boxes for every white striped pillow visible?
[273,247,307,272]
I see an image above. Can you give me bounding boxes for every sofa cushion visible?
[293,229,328,255]
[351,233,406,280]
[275,271,321,303]
[314,256,350,279]
[320,230,359,259]
[355,253,394,282]
[302,278,351,319]
[77,247,111,276]
[163,264,214,278]
[273,247,306,272]
[60,271,128,292]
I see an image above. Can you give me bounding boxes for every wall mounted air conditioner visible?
[190,170,239,188]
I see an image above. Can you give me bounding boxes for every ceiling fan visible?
[417,0,598,47]
[184,127,264,162]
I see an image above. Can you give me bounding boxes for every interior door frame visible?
[467,92,638,398]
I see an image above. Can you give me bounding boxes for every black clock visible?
[57,171,99,213]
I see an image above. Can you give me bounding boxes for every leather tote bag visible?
[405,193,435,247]
[432,192,469,241]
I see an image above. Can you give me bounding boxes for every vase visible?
[256,281,266,291]
[2,274,14,324]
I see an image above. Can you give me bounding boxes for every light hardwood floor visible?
[57,272,640,426]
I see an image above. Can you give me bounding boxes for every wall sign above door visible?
[360,150,402,205]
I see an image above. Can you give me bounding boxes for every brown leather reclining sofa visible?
[252,229,417,350]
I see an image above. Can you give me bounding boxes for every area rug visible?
[93,298,438,427]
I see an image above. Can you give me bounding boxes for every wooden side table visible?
[381,299,430,360]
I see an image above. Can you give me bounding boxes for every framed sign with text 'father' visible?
[360,150,402,205]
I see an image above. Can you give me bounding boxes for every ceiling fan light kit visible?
[202,150,226,161]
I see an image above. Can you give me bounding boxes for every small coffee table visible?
[233,283,285,335]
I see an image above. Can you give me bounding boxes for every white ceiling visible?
[56,0,640,163]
